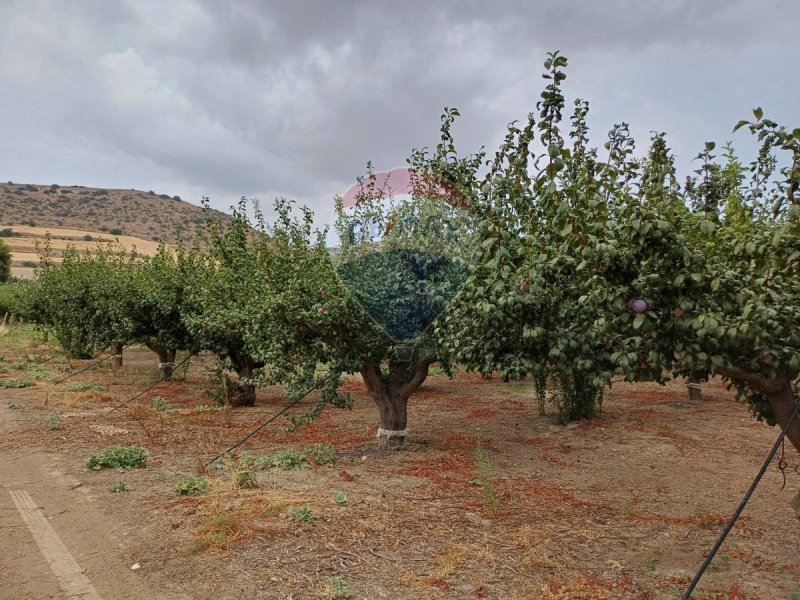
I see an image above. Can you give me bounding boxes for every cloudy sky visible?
[1,0,798,221]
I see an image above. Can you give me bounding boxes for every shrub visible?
[0,228,14,237]
[0,379,35,388]
[109,228,123,236]
[44,411,65,430]
[63,381,104,392]
[86,446,148,470]
[110,481,129,493]
[176,475,209,496]
[289,506,313,523]
[234,470,257,489]
[327,576,353,600]
[150,396,172,411]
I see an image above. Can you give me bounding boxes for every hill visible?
[0,182,229,244]
[0,181,232,278]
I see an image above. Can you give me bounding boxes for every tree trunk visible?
[361,353,433,450]
[687,376,702,401]
[718,367,800,521]
[228,351,258,407]
[147,344,176,381]
[112,343,123,367]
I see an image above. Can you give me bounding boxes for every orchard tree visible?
[25,240,139,359]
[130,243,198,379]
[428,53,800,510]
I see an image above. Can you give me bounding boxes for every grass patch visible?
[150,396,172,411]
[289,506,313,523]
[44,411,65,430]
[239,444,336,471]
[176,475,209,496]
[110,481,130,493]
[327,576,353,599]
[474,445,501,514]
[86,446,148,470]
[0,379,35,388]
[62,381,104,392]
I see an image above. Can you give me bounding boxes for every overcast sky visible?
[1,0,798,222]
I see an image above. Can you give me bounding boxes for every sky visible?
[1,0,798,223]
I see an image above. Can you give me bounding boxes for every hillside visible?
[0,182,229,244]
[0,181,232,278]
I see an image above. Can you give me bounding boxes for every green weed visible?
[290,506,313,523]
[176,475,209,496]
[44,411,65,429]
[110,481,130,493]
[327,576,353,599]
[86,446,148,470]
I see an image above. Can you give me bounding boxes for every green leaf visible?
[560,223,573,236]
[704,142,716,152]
[699,220,716,235]
[632,314,644,330]
[753,107,763,121]
[793,128,800,139]
[733,120,749,132]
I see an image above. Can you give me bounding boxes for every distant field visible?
[1,224,165,279]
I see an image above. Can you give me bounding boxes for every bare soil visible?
[0,330,798,599]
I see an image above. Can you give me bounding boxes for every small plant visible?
[643,556,659,572]
[327,576,353,600]
[110,481,129,493]
[332,491,348,506]
[290,506,313,523]
[176,475,209,496]
[234,470,257,489]
[474,445,501,514]
[239,444,337,471]
[44,411,65,429]
[307,443,337,466]
[150,396,172,411]
[8,403,21,410]
[0,379,35,388]
[63,381,104,392]
[86,446,148,470]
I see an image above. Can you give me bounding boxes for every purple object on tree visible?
[630,299,648,313]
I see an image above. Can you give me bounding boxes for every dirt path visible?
[0,402,189,600]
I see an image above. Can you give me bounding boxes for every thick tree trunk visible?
[687,376,702,401]
[228,350,258,407]
[361,354,433,450]
[112,343,123,367]
[718,367,800,520]
[147,343,176,381]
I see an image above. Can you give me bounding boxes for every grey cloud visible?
[1,0,798,220]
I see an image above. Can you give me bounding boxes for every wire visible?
[681,395,800,600]
[53,352,119,385]
[202,385,319,468]
[107,353,192,413]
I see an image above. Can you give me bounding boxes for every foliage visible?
[332,491,348,506]
[110,481,130,493]
[233,470,257,489]
[289,506,313,523]
[43,411,65,430]
[0,239,11,283]
[150,396,172,411]
[0,378,35,388]
[239,444,336,471]
[327,576,353,600]
[424,52,800,434]
[176,475,209,496]
[62,381,104,392]
[86,446,148,470]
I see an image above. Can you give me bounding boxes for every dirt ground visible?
[0,327,798,599]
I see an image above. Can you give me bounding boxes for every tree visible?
[423,52,800,511]
[0,239,11,283]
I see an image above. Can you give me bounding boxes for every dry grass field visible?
[0,224,166,278]
[0,327,798,599]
